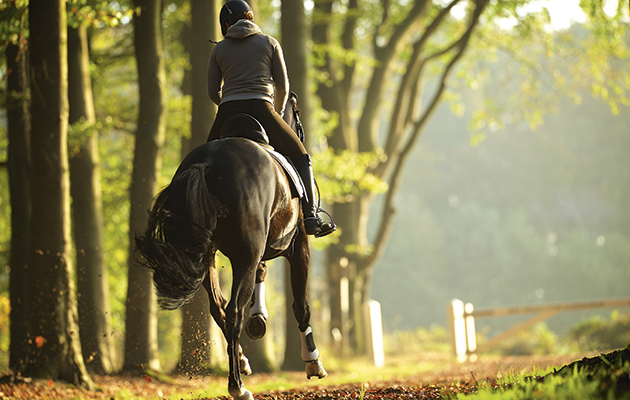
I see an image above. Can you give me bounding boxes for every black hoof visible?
[245,314,267,340]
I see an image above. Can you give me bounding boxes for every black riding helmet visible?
[220,0,254,37]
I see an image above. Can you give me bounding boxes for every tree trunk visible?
[6,8,31,373]
[182,0,218,155]
[280,0,312,147]
[123,0,165,372]
[177,291,212,374]
[177,0,228,374]
[25,0,93,388]
[68,23,115,374]
[280,0,311,370]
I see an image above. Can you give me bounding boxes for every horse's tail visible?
[136,163,224,310]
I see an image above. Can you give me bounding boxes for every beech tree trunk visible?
[124,0,165,372]
[281,0,312,371]
[6,6,31,373]
[68,23,115,374]
[25,0,93,388]
[177,0,229,374]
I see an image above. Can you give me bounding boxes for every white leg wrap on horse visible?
[249,282,268,319]
[300,325,320,361]
[239,353,252,376]
[229,385,253,400]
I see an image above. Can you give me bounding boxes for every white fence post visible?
[363,299,385,368]
[447,299,467,362]
[465,302,477,361]
[448,299,477,362]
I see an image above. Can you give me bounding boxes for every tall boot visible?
[296,154,336,237]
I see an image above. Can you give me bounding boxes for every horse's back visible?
[178,138,270,179]
[178,138,298,257]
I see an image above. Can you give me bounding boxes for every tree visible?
[182,0,218,153]
[25,0,93,387]
[280,0,311,371]
[4,0,31,373]
[310,0,630,355]
[68,18,115,373]
[177,0,225,374]
[311,0,490,353]
[124,0,165,372]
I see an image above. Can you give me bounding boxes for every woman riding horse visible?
[206,0,335,238]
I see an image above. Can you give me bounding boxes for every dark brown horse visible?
[136,96,326,400]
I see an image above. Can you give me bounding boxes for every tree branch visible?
[366,0,490,268]
[341,0,359,93]
[357,0,431,152]
[381,0,463,172]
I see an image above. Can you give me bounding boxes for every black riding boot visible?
[296,154,336,237]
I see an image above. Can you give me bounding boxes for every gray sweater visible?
[207,20,289,114]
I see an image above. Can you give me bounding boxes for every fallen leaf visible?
[35,336,45,348]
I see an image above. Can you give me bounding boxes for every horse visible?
[135,93,327,400]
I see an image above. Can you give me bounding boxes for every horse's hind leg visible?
[225,260,257,400]
[286,234,327,379]
[202,260,252,376]
[245,261,268,339]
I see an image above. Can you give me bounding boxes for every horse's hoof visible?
[306,359,327,379]
[240,355,252,375]
[229,386,253,400]
[245,314,267,340]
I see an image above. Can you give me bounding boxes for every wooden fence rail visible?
[447,298,630,362]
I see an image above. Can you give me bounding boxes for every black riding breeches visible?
[207,99,308,164]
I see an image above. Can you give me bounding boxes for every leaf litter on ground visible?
[0,349,627,399]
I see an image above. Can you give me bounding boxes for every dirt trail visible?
[0,353,589,399]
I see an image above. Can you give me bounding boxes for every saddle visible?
[220,113,306,200]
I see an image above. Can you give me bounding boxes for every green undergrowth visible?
[460,345,630,400]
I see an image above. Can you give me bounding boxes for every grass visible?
[171,347,630,399]
[458,346,630,400]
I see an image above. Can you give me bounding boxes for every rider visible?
[206,0,335,238]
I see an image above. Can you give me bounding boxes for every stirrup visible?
[303,214,337,238]
[315,220,336,238]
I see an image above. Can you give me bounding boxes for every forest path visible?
[0,352,596,399]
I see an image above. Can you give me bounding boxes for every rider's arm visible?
[207,51,223,106]
[271,42,289,115]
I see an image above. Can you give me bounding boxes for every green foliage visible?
[384,324,449,355]
[457,1,630,140]
[568,311,630,352]
[0,1,27,46]
[162,1,191,95]
[487,323,561,356]
[66,0,134,29]
[314,148,388,204]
